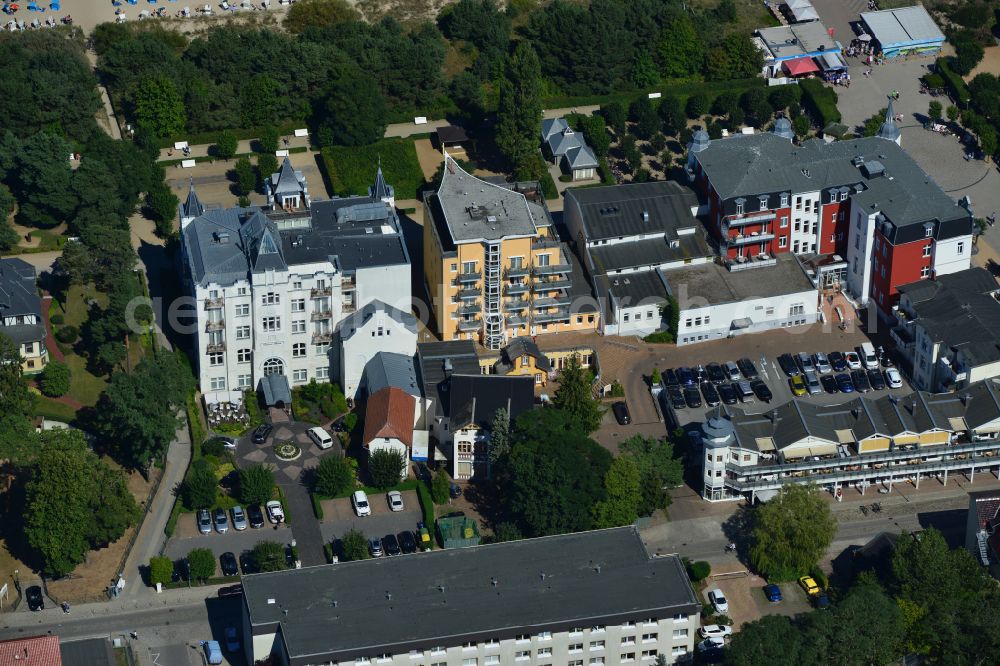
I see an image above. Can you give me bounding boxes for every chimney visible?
[642,210,650,223]
[443,358,453,378]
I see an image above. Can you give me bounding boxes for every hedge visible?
[164,499,183,538]
[539,170,559,200]
[156,120,303,149]
[311,492,325,520]
[799,78,841,128]
[937,57,971,107]
[321,138,426,200]
[416,482,435,547]
[542,78,764,112]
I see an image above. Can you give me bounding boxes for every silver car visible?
[231,505,248,531]
[804,370,822,395]
[197,508,212,535]
[214,507,229,534]
[812,352,832,374]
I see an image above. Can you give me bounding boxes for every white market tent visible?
[785,0,819,23]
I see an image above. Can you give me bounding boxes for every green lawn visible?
[62,352,106,406]
[54,283,107,328]
[47,283,110,406]
[322,138,426,200]
[34,395,78,422]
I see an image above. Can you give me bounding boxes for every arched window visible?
[263,358,284,376]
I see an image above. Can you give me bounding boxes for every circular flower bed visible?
[274,441,301,461]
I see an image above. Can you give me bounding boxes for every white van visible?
[307,426,334,449]
[352,490,371,517]
[859,342,879,370]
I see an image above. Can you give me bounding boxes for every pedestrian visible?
[130,631,138,640]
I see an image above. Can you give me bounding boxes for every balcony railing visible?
[532,238,561,249]
[533,296,571,309]
[532,278,571,292]
[312,332,332,344]
[311,310,332,321]
[457,271,482,284]
[203,297,224,310]
[507,314,528,326]
[533,263,572,276]
[311,287,332,297]
[206,342,226,353]
[725,232,775,246]
[534,309,571,323]
[725,254,777,272]
[505,299,530,311]
[206,320,225,331]
[504,266,531,279]
[724,211,776,228]
[458,287,480,300]
[342,303,356,313]
[456,304,481,316]
[457,318,482,332]
[505,283,530,296]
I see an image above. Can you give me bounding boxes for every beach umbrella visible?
[858,34,872,42]
[26,2,37,10]
[49,1,58,10]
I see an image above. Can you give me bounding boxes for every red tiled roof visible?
[0,636,62,665]
[363,387,415,448]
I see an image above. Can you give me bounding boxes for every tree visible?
[0,184,18,252]
[149,555,173,586]
[601,102,626,137]
[947,104,960,122]
[629,97,660,139]
[749,484,836,580]
[340,528,370,561]
[657,13,704,78]
[979,124,997,162]
[793,114,811,138]
[741,88,772,127]
[24,433,140,576]
[488,407,511,469]
[368,448,405,489]
[552,354,602,434]
[811,582,904,665]
[862,107,888,137]
[768,85,802,112]
[234,156,256,197]
[685,93,709,120]
[592,455,641,528]
[431,469,451,504]
[724,614,803,666]
[145,180,179,237]
[314,455,354,496]
[630,52,659,88]
[215,130,238,161]
[257,153,278,192]
[657,95,685,136]
[239,464,275,506]
[258,126,280,154]
[240,74,279,128]
[318,69,388,147]
[182,459,218,509]
[578,115,611,159]
[496,42,543,172]
[953,35,985,76]
[251,540,287,572]
[5,131,77,229]
[618,435,683,515]
[285,0,359,33]
[133,75,185,138]
[0,334,34,429]
[928,100,943,121]
[187,547,216,581]
[39,360,70,397]
[490,522,522,543]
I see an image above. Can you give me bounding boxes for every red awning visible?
[783,57,820,76]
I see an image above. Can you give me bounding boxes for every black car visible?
[663,368,680,387]
[449,482,463,499]
[701,382,721,407]
[251,423,273,444]
[415,462,432,482]
[612,401,631,425]
[829,351,849,372]
[706,362,726,384]
[667,385,687,410]
[172,558,189,582]
[750,379,772,402]
[820,374,839,394]
[247,504,265,529]
[777,353,799,377]
[677,366,697,387]
[683,386,703,409]
[218,584,243,598]
[220,551,239,577]
[694,365,708,383]
[25,585,44,611]
[382,534,402,556]
[851,369,872,392]
[717,382,739,405]
[867,368,886,390]
[239,550,257,574]
[398,530,418,554]
[737,357,759,379]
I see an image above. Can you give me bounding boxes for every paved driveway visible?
[163,523,294,576]
[319,491,423,545]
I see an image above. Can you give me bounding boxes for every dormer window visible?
[839,191,848,202]
[780,193,789,207]
[735,199,744,215]
[759,196,768,211]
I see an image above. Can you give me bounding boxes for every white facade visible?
[932,235,971,277]
[368,437,409,472]
[603,296,667,337]
[790,190,820,255]
[846,208,878,305]
[336,303,417,400]
[673,288,819,346]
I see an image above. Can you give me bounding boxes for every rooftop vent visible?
[487,215,497,223]
[214,231,231,244]
[642,210,650,222]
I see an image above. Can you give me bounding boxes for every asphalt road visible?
[0,598,209,642]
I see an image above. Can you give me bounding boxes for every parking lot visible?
[319,490,424,555]
[163,513,295,577]
[702,575,814,630]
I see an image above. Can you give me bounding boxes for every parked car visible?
[804,370,822,395]
[239,551,256,575]
[844,351,863,370]
[717,382,739,405]
[867,368,886,390]
[203,640,223,665]
[265,500,285,523]
[723,361,742,382]
[382,534,402,556]
[369,537,383,558]
[663,368,680,387]
[220,551,238,577]
[449,482,463,499]
[737,357,760,379]
[25,585,44,611]
[813,352,832,374]
[778,353,799,377]
[247,504,265,529]
[885,367,903,389]
[217,584,243,598]
[735,380,755,402]
[352,490,372,517]
[398,530,418,554]
[701,382,721,407]
[197,508,212,535]
[790,374,807,396]
[798,575,821,596]
[851,369,872,392]
[814,592,831,609]
[224,626,241,653]
[208,435,238,451]
[836,373,855,393]
[708,588,729,613]
[387,490,404,512]
[667,385,687,409]
[859,342,879,370]
[415,462,432,482]
[820,374,839,394]
[796,352,817,375]
[706,362,726,384]
[750,379,772,402]
[829,351,848,372]
[684,387,703,409]
[677,366,696,387]
[214,507,229,534]
[763,583,783,602]
[251,423,273,444]
[699,625,733,639]
[697,637,726,654]
[230,505,248,531]
[307,426,334,450]
[612,401,631,425]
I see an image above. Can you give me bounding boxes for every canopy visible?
[818,51,848,71]
[783,57,820,76]
[785,0,819,23]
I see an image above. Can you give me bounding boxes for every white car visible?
[352,490,371,517]
[387,490,404,512]
[699,624,733,639]
[844,351,863,370]
[265,500,285,524]
[885,367,903,389]
[707,588,729,614]
[697,637,726,653]
[307,426,334,450]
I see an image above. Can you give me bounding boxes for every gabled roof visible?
[0,258,40,318]
[416,340,480,417]
[448,374,535,431]
[496,337,551,374]
[337,300,417,342]
[259,374,291,406]
[540,117,569,142]
[361,352,421,399]
[564,144,599,170]
[363,386,415,447]
[547,128,585,158]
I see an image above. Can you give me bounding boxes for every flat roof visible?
[662,253,814,306]
[861,6,944,47]
[242,527,699,661]
[567,181,699,242]
[757,21,839,60]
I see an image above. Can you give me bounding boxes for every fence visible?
[109,459,168,595]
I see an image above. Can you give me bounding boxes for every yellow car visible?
[798,575,821,596]
[790,375,807,396]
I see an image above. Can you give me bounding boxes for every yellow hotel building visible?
[423,156,598,349]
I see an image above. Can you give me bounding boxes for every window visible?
[291,298,305,312]
[292,281,302,290]
[765,306,774,316]
[735,200,744,215]
[793,240,800,253]
[794,220,801,232]
[237,287,248,296]
[238,348,251,363]
[537,648,552,657]
[515,651,530,661]
[292,343,306,358]
[958,241,965,254]
[236,304,250,317]
[641,633,658,643]
[537,253,550,266]
[590,641,605,650]
[921,266,931,278]
[759,196,768,211]
[209,353,223,366]
[641,618,657,626]
[925,226,933,238]
[795,197,802,210]
[647,310,654,319]
[236,325,251,339]
[621,636,636,646]
[237,374,252,388]
[671,647,688,657]
[315,367,329,379]
[263,358,284,376]
[262,316,280,331]
[779,236,788,248]
[570,662,584,666]
[450,263,458,272]
[641,650,658,660]
[510,256,524,269]
[780,215,788,228]
[484,639,499,649]
[622,621,636,629]
[293,369,308,383]
[537,631,551,641]
[430,648,446,656]
[780,193,789,207]
[515,635,530,643]
[569,644,584,653]
[292,320,306,334]
[789,304,805,316]
[209,377,226,390]
[620,654,636,663]
[355,658,370,665]
[315,343,330,355]
[623,313,630,323]
[484,657,500,665]
[672,629,688,639]
[589,659,604,666]
[376,655,391,664]
[262,292,279,305]
[462,261,477,274]
[462,659,477,666]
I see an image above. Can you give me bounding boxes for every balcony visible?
[504,266,531,279]
[342,303,356,314]
[505,283,530,296]
[532,278,571,292]
[457,318,482,332]
[312,332,332,344]
[206,342,226,353]
[532,238,561,249]
[456,303,481,316]
[725,254,778,272]
[340,276,356,290]
[203,297,224,310]
[533,262,572,276]
[724,211,776,229]
[534,309,571,323]
[724,231,775,247]
[206,320,225,331]
[505,298,530,311]
[457,270,482,284]
[311,310,332,321]
[507,314,528,327]
[311,287,332,298]
[533,296,571,309]
[458,287,480,300]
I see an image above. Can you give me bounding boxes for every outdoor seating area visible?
[203,390,249,429]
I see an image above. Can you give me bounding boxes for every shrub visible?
[644,331,674,343]
[55,325,78,344]
[311,493,325,519]
[369,449,405,489]
[187,547,216,581]
[341,528,370,561]
[799,78,841,128]
[936,58,971,106]
[432,469,451,504]
[808,565,829,590]
[685,93,710,119]
[651,368,662,385]
[50,313,64,325]
[239,463,275,505]
[686,559,712,581]
[314,455,354,496]
[258,125,280,154]
[539,170,558,200]
[250,540,287,572]
[344,412,358,432]
[201,437,227,458]
[182,459,218,510]
[149,555,173,586]
[39,361,71,397]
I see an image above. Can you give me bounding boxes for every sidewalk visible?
[157,134,311,162]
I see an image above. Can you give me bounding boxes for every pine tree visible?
[496,42,542,173]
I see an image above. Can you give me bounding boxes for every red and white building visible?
[686,108,974,316]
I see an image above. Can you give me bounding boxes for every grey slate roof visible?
[567,181,701,243]
[0,258,44,346]
[547,128,585,159]
[496,337,551,373]
[540,117,569,143]
[369,165,394,202]
[878,99,900,142]
[361,352,421,399]
[416,340,480,417]
[449,374,535,431]
[271,157,306,196]
[564,144,599,170]
[241,527,699,662]
[337,300,417,342]
[183,182,205,219]
[662,252,814,306]
[259,374,291,406]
